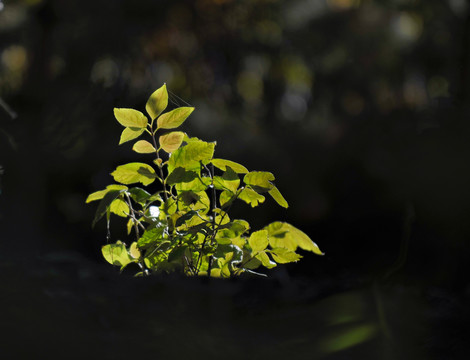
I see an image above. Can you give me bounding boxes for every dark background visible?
[1,0,470,358]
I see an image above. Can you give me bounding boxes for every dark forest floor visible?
[2,251,469,360]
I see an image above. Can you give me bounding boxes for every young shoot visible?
[86,84,323,277]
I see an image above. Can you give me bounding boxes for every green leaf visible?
[219,190,234,207]
[128,187,151,204]
[214,208,231,226]
[111,162,156,186]
[265,222,324,255]
[137,227,165,249]
[265,221,297,251]
[211,159,248,174]
[110,198,129,217]
[132,140,156,154]
[93,190,122,227]
[215,221,249,245]
[162,197,177,215]
[167,245,188,262]
[244,256,262,270]
[268,186,289,208]
[129,242,141,259]
[127,218,134,235]
[238,187,265,207]
[86,184,128,203]
[243,171,275,192]
[179,190,210,214]
[119,127,145,145]
[214,244,243,265]
[270,248,302,264]
[168,139,215,173]
[114,108,148,128]
[232,219,250,233]
[166,167,198,185]
[213,167,240,193]
[284,223,324,255]
[175,210,199,228]
[102,243,133,267]
[146,84,168,121]
[159,131,185,153]
[157,107,195,129]
[248,230,269,253]
[255,251,276,269]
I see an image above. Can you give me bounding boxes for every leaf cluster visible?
[87,84,323,277]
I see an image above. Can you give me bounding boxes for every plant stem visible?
[124,192,148,274]
[149,126,168,202]
[195,163,216,273]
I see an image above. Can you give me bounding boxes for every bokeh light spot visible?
[427,76,450,98]
[237,71,263,103]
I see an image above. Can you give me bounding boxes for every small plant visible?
[87,84,323,277]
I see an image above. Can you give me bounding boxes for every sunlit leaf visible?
[86,184,128,203]
[243,171,275,192]
[128,187,151,204]
[175,210,198,228]
[144,251,169,269]
[209,268,222,277]
[114,108,148,128]
[265,221,296,251]
[86,190,108,203]
[211,158,248,174]
[238,187,265,207]
[268,186,288,208]
[270,247,302,263]
[93,190,122,227]
[132,140,156,154]
[179,190,210,214]
[146,84,168,121]
[215,244,243,265]
[214,208,231,226]
[127,218,134,235]
[137,227,165,249]
[255,251,276,269]
[265,222,324,255]
[159,131,185,153]
[129,242,141,259]
[119,127,145,145]
[162,197,177,215]
[102,243,133,267]
[110,198,129,217]
[216,221,248,244]
[157,107,194,129]
[166,167,198,185]
[248,230,269,253]
[219,190,234,207]
[168,139,215,173]
[111,162,156,186]
[244,256,262,270]
[232,219,250,233]
[213,167,240,193]
[285,223,324,255]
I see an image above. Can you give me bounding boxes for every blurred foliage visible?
[1,0,470,286]
[1,0,470,357]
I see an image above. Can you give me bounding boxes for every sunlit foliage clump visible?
[87,84,323,277]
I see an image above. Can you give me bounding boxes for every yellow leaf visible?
[159,131,185,153]
[146,84,168,121]
[114,108,148,128]
[132,140,156,154]
[119,127,145,145]
[157,107,194,129]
